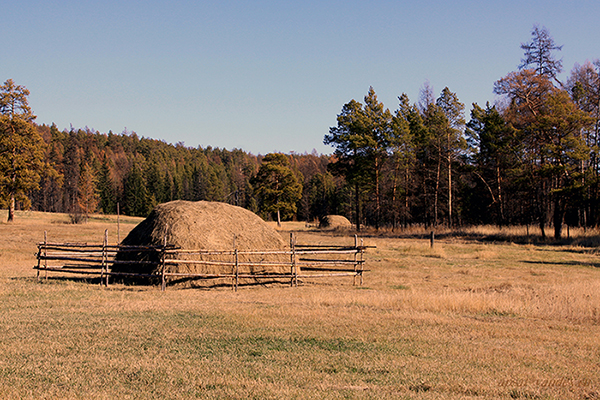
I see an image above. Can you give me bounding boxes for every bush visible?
[68,213,86,224]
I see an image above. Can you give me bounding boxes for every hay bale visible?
[113,200,287,284]
[319,215,353,230]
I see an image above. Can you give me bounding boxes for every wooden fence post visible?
[353,235,358,286]
[100,231,104,286]
[161,235,167,291]
[290,233,297,287]
[36,243,40,282]
[117,202,120,244]
[294,237,298,287]
[44,231,48,280]
[233,235,239,292]
[430,231,435,248]
[36,231,46,281]
[359,238,364,286]
[101,229,109,287]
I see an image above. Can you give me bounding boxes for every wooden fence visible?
[34,231,370,291]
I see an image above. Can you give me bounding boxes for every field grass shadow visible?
[523,260,600,268]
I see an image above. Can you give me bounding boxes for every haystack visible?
[319,215,353,230]
[113,200,287,284]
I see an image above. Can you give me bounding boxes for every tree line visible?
[0,78,336,223]
[0,74,353,226]
[325,25,600,238]
[1,25,599,238]
[28,124,339,223]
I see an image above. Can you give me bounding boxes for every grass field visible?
[1,211,599,399]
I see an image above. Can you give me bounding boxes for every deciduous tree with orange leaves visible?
[0,79,47,222]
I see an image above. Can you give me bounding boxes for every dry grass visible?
[1,212,599,399]
[369,223,600,247]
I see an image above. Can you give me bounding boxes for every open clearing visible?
[1,211,599,399]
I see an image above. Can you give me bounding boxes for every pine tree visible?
[306,172,337,222]
[466,103,518,225]
[252,153,303,226]
[324,87,393,230]
[389,94,415,228]
[62,131,81,214]
[123,164,152,217]
[435,87,466,227]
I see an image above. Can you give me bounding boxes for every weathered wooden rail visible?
[34,231,371,291]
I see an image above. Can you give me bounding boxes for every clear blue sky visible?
[4,1,599,155]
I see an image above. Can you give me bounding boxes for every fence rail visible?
[34,231,371,291]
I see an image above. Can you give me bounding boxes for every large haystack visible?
[319,215,353,230]
[113,200,287,284]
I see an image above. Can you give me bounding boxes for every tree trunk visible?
[404,166,410,228]
[496,163,504,225]
[375,156,380,230]
[434,153,441,227]
[539,219,546,239]
[448,152,452,227]
[7,192,15,223]
[390,159,399,232]
[553,195,564,240]
[538,182,547,239]
[355,181,361,232]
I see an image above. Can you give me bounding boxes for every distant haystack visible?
[113,200,287,283]
[319,215,353,230]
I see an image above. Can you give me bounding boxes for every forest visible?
[28,125,334,223]
[1,26,600,239]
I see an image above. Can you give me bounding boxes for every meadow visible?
[1,211,599,399]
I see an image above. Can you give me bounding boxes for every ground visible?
[0,211,599,399]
